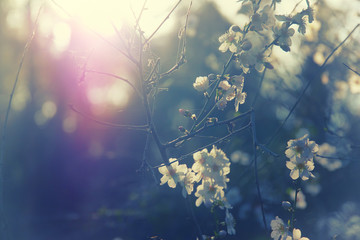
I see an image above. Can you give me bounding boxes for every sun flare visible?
[51,0,175,37]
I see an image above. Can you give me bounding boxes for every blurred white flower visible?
[230,150,250,165]
[292,228,310,240]
[193,76,209,92]
[270,216,291,240]
[181,170,196,198]
[225,208,236,235]
[289,190,307,209]
[316,143,342,171]
[218,25,241,53]
[348,74,360,94]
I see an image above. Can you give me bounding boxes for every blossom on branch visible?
[195,179,225,207]
[285,134,318,162]
[193,76,209,92]
[218,25,241,53]
[270,216,291,240]
[158,158,187,188]
[285,134,318,181]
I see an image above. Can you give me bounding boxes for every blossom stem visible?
[190,53,235,133]
[250,110,268,233]
[166,109,252,148]
[290,181,300,230]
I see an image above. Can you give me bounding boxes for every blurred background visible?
[0,0,360,239]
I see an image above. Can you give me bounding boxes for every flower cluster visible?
[215,75,247,112]
[158,146,235,235]
[218,1,314,72]
[192,146,231,207]
[285,134,319,181]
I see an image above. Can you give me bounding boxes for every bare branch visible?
[0,5,44,239]
[343,63,360,76]
[166,109,252,148]
[144,0,182,45]
[84,70,143,101]
[250,110,268,233]
[51,0,139,65]
[70,105,149,131]
[321,23,360,68]
[154,122,251,168]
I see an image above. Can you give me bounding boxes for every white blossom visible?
[270,216,291,240]
[218,25,241,53]
[193,76,209,92]
[158,158,187,188]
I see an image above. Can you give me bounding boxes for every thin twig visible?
[343,63,360,76]
[84,70,143,100]
[144,0,182,45]
[70,105,149,131]
[51,0,138,65]
[139,132,158,184]
[321,24,360,68]
[251,69,267,107]
[155,123,251,168]
[166,109,252,148]
[0,5,43,240]
[250,110,268,232]
[266,23,360,146]
[266,78,311,145]
[190,53,235,133]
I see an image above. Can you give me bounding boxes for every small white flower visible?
[193,76,209,92]
[218,25,241,53]
[216,98,228,111]
[158,158,187,188]
[181,170,196,198]
[285,134,319,163]
[218,80,231,90]
[270,216,291,240]
[289,190,307,209]
[195,179,225,207]
[234,89,247,112]
[286,159,315,181]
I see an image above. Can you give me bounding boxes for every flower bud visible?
[282,201,292,210]
[208,73,217,80]
[264,62,274,69]
[230,25,241,32]
[178,126,186,133]
[241,41,252,51]
[218,230,227,238]
[179,109,192,117]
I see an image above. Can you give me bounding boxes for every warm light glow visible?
[51,0,177,37]
[86,81,131,111]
